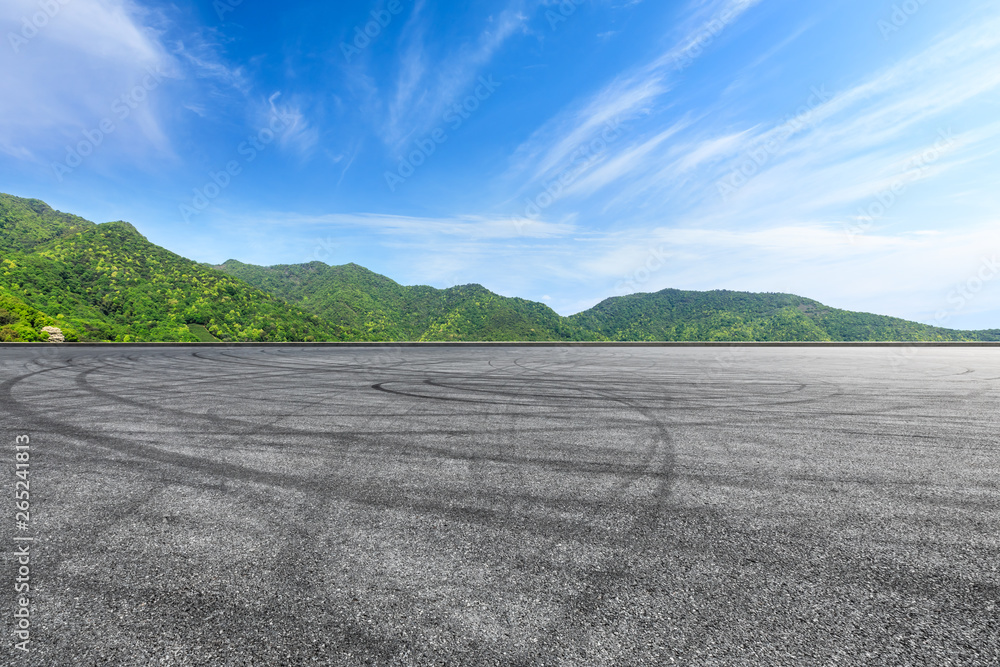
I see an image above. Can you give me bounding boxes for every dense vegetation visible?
[217,260,600,341]
[569,289,1000,342]
[0,194,92,254]
[0,287,80,342]
[0,194,337,342]
[2,193,998,343]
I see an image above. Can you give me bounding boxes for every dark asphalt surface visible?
[1,345,998,665]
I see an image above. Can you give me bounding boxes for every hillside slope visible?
[217,260,601,341]
[0,287,81,342]
[0,196,338,342]
[0,193,94,254]
[2,193,997,343]
[569,288,1000,342]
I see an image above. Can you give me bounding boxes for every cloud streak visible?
[254,210,576,240]
[504,0,764,203]
[381,0,533,151]
[0,0,177,167]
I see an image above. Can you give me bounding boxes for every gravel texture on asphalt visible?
[1,345,998,665]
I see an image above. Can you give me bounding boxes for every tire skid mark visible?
[69,363,378,446]
[3,360,614,549]
[494,352,677,660]
[510,354,675,502]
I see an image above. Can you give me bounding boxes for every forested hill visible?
[216,260,600,341]
[221,260,1000,343]
[0,193,337,342]
[0,194,93,253]
[1,192,998,342]
[568,289,1000,342]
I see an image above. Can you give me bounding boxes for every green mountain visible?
[0,194,337,342]
[1,192,997,343]
[568,288,1000,342]
[216,260,600,341]
[0,287,80,342]
[0,194,92,254]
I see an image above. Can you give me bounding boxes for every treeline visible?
[218,260,600,342]
[2,193,998,343]
[0,195,337,342]
[568,289,1000,342]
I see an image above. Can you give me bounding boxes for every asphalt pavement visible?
[1,345,998,665]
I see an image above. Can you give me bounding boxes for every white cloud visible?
[504,0,764,202]
[572,221,1000,327]
[0,0,178,167]
[381,0,532,150]
[562,121,690,198]
[250,211,576,240]
[266,93,320,159]
[526,8,1000,242]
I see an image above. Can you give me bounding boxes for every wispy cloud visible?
[561,120,692,198]
[381,0,533,150]
[575,220,1000,326]
[265,93,320,159]
[696,15,1000,227]
[255,211,576,240]
[0,0,177,166]
[384,0,430,147]
[172,37,249,93]
[504,0,764,199]
[519,8,1000,236]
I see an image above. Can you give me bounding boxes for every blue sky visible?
[2,0,1000,328]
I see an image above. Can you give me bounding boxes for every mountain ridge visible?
[1,193,996,342]
[215,259,601,341]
